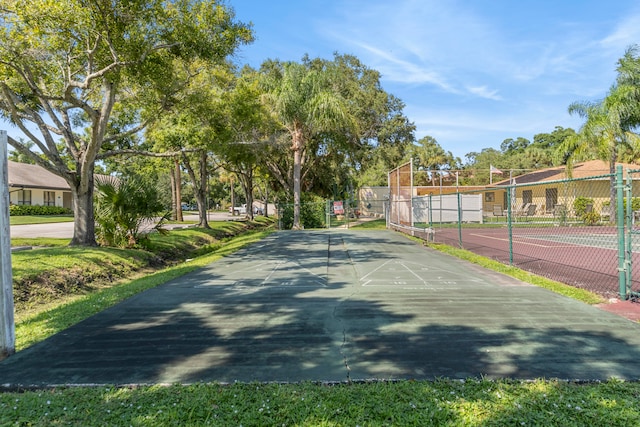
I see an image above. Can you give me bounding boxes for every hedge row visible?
[10,205,73,216]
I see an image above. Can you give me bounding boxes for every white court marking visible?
[209,259,327,288]
[359,259,482,288]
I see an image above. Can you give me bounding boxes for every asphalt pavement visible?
[2,229,640,387]
[9,212,238,239]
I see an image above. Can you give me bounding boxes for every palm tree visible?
[260,61,356,229]
[562,88,640,218]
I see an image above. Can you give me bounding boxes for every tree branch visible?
[97,148,199,160]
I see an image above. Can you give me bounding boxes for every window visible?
[523,190,533,204]
[17,189,31,205]
[485,192,495,202]
[44,191,56,206]
[545,188,558,212]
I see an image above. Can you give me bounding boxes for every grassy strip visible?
[1,379,639,425]
[10,237,70,248]
[9,215,74,225]
[14,226,274,351]
[351,218,387,229]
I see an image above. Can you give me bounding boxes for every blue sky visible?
[230,0,640,161]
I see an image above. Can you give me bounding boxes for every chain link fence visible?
[276,199,364,230]
[388,165,640,300]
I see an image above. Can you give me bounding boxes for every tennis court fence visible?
[388,164,640,300]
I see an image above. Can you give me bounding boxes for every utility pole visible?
[0,130,15,359]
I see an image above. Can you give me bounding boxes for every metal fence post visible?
[457,192,463,247]
[616,165,627,300]
[625,170,633,296]
[507,184,514,265]
[428,193,433,228]
[326,200,331,228]
[0,130,15,358]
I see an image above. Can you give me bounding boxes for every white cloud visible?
[311,0,640,157]
[466,85,502,101]
[600,12,640,51]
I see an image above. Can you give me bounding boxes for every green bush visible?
[582,211,601,226]
[10,204,72,216]
[573,197,594,217]
[95,176,168,248]
[603,197,640,213]
[278,194,327,229]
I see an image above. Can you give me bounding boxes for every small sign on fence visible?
[333,201,344,215]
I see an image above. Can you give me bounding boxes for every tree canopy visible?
[0,0,252,245]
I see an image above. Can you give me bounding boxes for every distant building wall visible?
[357,187,388,217]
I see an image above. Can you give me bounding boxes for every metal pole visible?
[326,199,330,228]
[616,165,627,300]
[428,193,433,229]
[439,173,442,224]
[396,166,400,225]
[507,184,514,265]
[0,130,15,359]
[625,169,633,296]
[410,158,414,228]
[457,192,463,248]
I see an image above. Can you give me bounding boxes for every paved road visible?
[2,229,640,386]
[9,213,239,239]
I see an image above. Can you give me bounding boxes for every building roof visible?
[7,160,70,191]
[492,159,640,186]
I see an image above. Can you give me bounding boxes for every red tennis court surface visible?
[429,225,640,315]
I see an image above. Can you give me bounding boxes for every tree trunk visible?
[230,179,235,215]
[196,151,210,229]
[241,168,254,220]
[174,158,183,222]
[170,168,177,221]
[69,173,97,246]
[182,151,210,228]
[292,127,303,230]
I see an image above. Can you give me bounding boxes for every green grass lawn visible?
[2,216,637,426]
[1,379,639,426]
[9,215,75,225]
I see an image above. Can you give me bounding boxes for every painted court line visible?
[470,233,577,248]
[359,259,482,287]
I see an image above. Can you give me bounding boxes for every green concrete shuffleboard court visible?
[2,229,640,387]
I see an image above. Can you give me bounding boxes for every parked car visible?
[229,204,247,215]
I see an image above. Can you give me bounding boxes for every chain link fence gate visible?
[623,167,640,301]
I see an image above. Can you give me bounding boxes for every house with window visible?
[7,160,72,209]
[485,159,640,217]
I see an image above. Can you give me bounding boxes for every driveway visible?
[9,213,240,239]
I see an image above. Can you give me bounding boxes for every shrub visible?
[10,204,72,216]
[573,197,594,217]
[94,176,168,248]
[278,194,327,229]
[582,211,601,226]
[602,197,640,213]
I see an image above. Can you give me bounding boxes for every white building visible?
[7,161,72,209]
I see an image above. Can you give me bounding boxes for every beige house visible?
[7,160,72,209]
[485,160,640,217]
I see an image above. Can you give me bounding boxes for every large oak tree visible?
[0,0,252,245]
